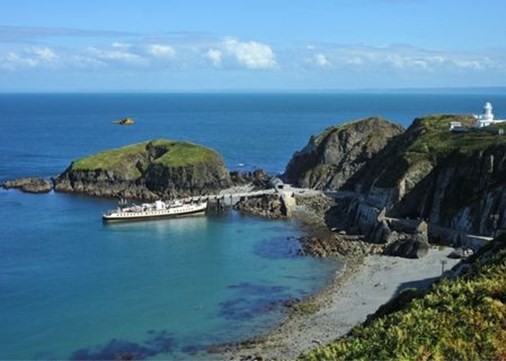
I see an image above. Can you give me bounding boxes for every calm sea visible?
[1,92,505,360]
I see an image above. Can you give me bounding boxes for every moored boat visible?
[102,199,207,222]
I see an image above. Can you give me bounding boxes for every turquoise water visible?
[1,92,506,359]
[1,190,337,359]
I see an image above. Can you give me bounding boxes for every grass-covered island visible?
[53,139,232,199]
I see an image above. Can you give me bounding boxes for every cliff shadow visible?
[395,276,439,295]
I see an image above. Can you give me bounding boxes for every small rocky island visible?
[2,177,53,193]
[53,139,232,200]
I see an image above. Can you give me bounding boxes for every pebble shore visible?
[212,192,460,360]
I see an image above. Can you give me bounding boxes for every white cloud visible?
[33,47,58,62]
[205,48,222,66]
[86,45,148,66]
[1,36,504,85]
[308,44,501,74]
[111,42,131,50]
[71,55,106,69]
[0,47,59,70]
[222,37,277,69]
[147,44,176,59]
[314,53,331,67]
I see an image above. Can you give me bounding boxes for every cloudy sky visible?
[1,0,505,91]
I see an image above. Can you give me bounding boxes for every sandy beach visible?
[221,246,460,360]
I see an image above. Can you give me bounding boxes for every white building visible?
[474,102,506,128]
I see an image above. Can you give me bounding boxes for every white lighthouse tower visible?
[474,102,505,128]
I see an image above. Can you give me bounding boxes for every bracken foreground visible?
[300,234,506,361]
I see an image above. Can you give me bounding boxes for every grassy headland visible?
[71,139,221,178]
[364,114,506,188]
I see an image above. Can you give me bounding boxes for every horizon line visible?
[1,86,506,94]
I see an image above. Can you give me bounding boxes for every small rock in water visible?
[2,177,53,193]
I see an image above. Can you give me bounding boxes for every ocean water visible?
[1,92,506,359]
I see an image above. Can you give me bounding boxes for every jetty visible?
[182,188,276,207]
[178,183,313,215]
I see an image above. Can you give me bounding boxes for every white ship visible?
[102,199,207,222]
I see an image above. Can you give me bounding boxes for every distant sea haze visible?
[1,91,506,360]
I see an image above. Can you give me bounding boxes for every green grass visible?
[370,114,506,188]
[405,115,506,162]
[300,235,506,361]
[153,140,219,167]
[71,139,221,178]
[72,142,148,178]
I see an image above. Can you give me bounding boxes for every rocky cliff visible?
[53,139,232,200]
[283,117,404,189]
[283,113,506,239]
[340,114,506,236]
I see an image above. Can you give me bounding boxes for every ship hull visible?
[102,203,207,222]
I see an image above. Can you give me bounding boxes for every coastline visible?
[213,193,461,360]
[216,247,460,361]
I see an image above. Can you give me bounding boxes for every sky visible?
[0,0,505,91]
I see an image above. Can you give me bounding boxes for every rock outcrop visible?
[383,221,430,259]
[283,117,404,190]
[281,113,506,256]
[347,115,506,236]
[234,194,288,219]
[2,177,53,193]
[53,139,232,200]
[230,169,271,189]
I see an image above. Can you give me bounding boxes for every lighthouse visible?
[474,102,505,128]
[483,102,494,121]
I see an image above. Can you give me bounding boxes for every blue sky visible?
[0,0,505,91]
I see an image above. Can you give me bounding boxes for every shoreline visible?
[214,247,460,361]
[212,193,461,360]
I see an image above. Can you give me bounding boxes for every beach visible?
[221,246,460,360]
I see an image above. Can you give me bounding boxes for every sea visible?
[1,91,506,360]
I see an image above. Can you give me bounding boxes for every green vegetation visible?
[406,115,506,163]
[370,114,506,188]
[300,235,506,361]
[293,300,320,316]
[153,140,220,168]
[72,142,148,178]
[71,139,221,178]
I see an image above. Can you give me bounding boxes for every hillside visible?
[301,234,506,361]
[283,117,404,189]
[346,114,483,191]
[347,115,506,235]
[285,113,506,236]
[54,139,232,199]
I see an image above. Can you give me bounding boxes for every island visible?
[113,117,135,125]
[53,139,232,200]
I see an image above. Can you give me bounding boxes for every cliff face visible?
[392,146,506,235]
[284,113,506,237]
[53,139,232,200]
[347,115,506,236]
[283,117,404,190]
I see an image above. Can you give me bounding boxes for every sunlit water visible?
[1,92,505,359]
